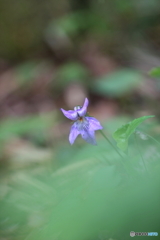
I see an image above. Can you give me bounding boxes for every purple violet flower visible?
[61,98,103,145]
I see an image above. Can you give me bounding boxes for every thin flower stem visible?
[134,133,149,175]
[145,133,160,147]
[100,130,123,158]
[99,130,131,174]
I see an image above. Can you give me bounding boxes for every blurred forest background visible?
[0,0,160,240]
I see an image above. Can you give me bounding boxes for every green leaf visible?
[92,69,142,97]
[113,115,155,151]
[149,67,160,78]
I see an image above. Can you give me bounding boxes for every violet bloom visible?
[61,98,103,145]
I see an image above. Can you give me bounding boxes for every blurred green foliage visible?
[92,69,142,97]
[0,114,54,139]
[56,62,89,88]
[0,116,160,240]
[15,62,42,86]
[149,67,160,78]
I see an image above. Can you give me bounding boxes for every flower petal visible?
[77,98,89,117]
[86,117,103,131]
[69,123,80,145]
[61,108,78,121]
[80,129,97,145]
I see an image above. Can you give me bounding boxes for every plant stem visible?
[99,130,131,175]
[134,133,149,175]
[145,133,160,147]
[100,130,123,158]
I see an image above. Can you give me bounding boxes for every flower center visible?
[79,117,83,121]
[75,116,88,131]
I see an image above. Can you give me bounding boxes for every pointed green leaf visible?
[113,115,155,151]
